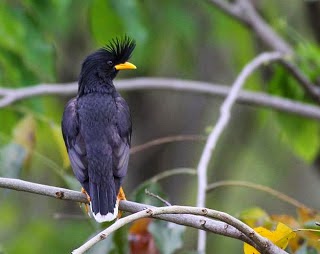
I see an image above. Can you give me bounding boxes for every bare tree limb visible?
[1,78,320,120]
[0,177,258,248]
[74,205,287,254]
[0,177,287,253]
[196,51,284,252]
[207,0,320,104]
[207,0,292,54]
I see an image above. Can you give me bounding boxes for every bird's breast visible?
[77,93,117,143]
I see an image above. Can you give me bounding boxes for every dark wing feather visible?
[61,98,89,189]
[113,96,132,179]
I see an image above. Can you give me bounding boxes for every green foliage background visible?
[0,0,320,253]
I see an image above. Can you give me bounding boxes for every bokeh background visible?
[0,0,320,253]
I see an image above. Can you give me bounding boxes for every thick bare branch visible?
[74,205,286,254]
[0,177,257,247]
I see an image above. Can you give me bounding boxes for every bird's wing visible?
[61,98,88,186]
[113,96,132,178]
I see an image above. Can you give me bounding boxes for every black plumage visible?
[61,36,136,222]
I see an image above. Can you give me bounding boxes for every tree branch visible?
[280,60,320,104]
[196,51,284,252]
[0,177,287,253]
[207,180,316,212]
[207,0,320,104]
[74,205,286,254]
[130,134,205,154]
[207,0,292,54]
[0,177,256,247]
[1,78,320,120]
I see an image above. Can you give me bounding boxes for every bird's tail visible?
[89,181,118,223]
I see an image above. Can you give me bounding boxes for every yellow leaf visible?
[239,207,271,228]
[243,223,296,254]
[13,115,37,168]
[273,223,296,249]
[49,123,70,168]
[13,115,36,151]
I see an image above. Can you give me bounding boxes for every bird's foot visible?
[117,187,126,219]
[81,187,91,217]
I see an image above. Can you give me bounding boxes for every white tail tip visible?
[90,201,119,223]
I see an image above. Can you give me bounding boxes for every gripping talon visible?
[81,188,91,216]
[117,187,126,219]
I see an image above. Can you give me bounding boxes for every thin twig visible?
[149,167,197,183]
[280,60,320,103]
[145,188,172,206]
[206,180,316,212]
[130,134,205,154]
[2,78,320,121]
[196,52,284,252]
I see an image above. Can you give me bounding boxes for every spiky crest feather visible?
[103,35,136,64]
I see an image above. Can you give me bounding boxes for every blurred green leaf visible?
[0,115,36,177]
[149,220,185,254]
[295,244,318,254]
[0,143,26,178]
[0,2,55,86]
[110,226,129,254]
[0,245,7,254]
[62,174,82,191]
[90,0,147,45]
[87,226,128,254]
[90,0,122,44]
[87,233,114,254]
[131,181,168,207]
[268,42,320,162]
[49,122,70,169]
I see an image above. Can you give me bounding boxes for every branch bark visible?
[74,206,286,254]
[0,177,287,254]
[2,78,320,120]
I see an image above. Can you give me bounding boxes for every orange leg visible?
[81,187,91,216]
[117,186,126,219]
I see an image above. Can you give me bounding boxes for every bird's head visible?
[79,36,136,95]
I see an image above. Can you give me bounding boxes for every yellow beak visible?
[115,61,137,70]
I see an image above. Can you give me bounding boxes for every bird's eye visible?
[107,60,113,66]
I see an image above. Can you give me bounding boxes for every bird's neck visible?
[78,79,116,96]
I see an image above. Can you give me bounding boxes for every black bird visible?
[61,36,136,222]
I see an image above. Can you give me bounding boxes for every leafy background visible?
[0,0,320,253]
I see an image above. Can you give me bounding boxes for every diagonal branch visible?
[207,180,316,212]
[195,52,284,252]
[207,0,320,104]
[207,0,292,54]
[73,205,286,254]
